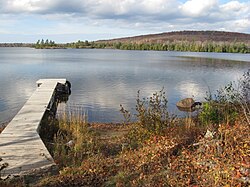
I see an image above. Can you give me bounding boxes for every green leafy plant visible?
[135,89,171,134]
[199,102,222,126]
[238,69,250,125]
[121,89,176,149]
[199,81,243,128]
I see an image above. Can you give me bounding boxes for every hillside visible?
[97,31,250,44]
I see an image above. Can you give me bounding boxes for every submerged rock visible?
[176,98,195,111]
[176,98,202,112]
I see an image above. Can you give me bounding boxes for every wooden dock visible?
[0,79,69,178]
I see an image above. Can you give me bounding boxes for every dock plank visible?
[0,79,67,177]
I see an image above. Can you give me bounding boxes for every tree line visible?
[0,43,32,47]
[67,40,250,53]
[33,39,250,53]
[34,39,59,49]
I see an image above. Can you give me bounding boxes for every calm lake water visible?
[0,47,249,124]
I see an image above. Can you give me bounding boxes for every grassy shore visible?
[1,70,249,186]
[35,122,248,187]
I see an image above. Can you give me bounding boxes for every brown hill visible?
[98,31,250,44]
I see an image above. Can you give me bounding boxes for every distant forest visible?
[0,43,32,47]
[79,31,250,53]
[2,31,250,53]
[65,40,249,53]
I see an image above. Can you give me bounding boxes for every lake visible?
[0,47,249,124]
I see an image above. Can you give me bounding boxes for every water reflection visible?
[0,48,249,124]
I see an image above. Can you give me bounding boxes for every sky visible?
[0,0,249,43]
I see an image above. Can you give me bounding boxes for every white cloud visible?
[91,0,135,16]
[232,19,250,31]
[180,0,218,17]
[220,1,250,19]
[140,0,179,14]
[220,0,246,11]
[4,0,48,13]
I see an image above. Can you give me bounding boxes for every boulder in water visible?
[177,98,194,108]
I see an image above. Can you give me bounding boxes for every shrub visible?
[215,82,244,125]
[135,89,171,133]
[199,69,250,128]
[199,102,222,126]
[240,69,250,102]
[238,69,250,125]
[121,89,176,149]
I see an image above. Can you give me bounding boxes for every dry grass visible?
[35,120,249,187]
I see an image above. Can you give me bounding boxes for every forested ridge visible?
[99,30,250,43]
[69,31,250,53]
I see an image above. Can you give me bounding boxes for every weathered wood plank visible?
[0,79,67,177]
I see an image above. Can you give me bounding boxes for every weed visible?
[121,89,176,149]
[199,70,250,128]
[135,89,171,133]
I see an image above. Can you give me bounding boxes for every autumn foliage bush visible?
[121,89,177,149]
[167,122,250,186]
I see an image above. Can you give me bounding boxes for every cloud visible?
[0,0,249,42]
[219,1,250,21]
[1,0,87,14]
[220,0,247,11]
[231,19,250,32]
[180,0,218,17]
[1,0,249,23]
[3,0,46,13]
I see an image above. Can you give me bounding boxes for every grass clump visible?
[53,114,99,167]
[43,110,104,168]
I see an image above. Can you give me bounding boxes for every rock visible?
[176,98,195,111]
[191,102,202,109]
[204,129,215,139]
[66,140,74,147]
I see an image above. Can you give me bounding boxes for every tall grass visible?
[39,106,100,168]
